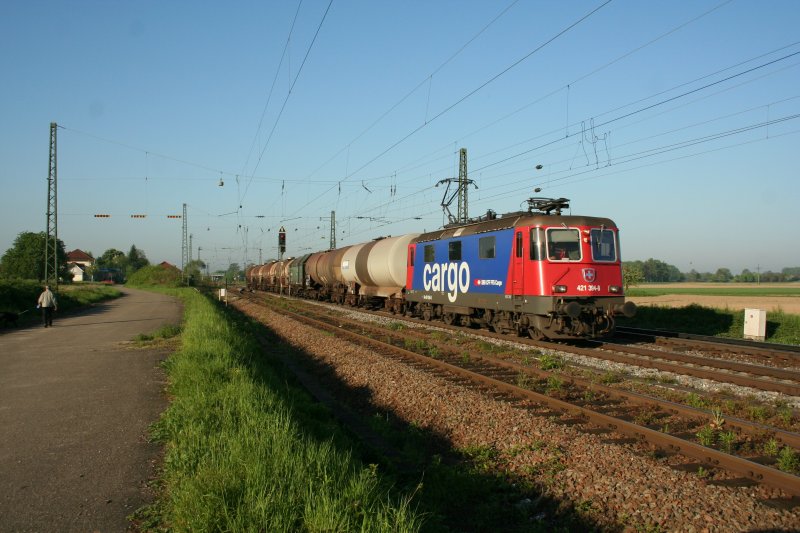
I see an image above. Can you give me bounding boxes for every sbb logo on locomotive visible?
[422,262,471,303]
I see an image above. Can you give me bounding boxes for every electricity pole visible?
[44,122,58,290]
[436,147,476,225]
[330,210,336,250]
[181,203,188,280]
[457,147,469,223]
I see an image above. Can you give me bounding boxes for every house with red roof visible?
[67,249,95,282]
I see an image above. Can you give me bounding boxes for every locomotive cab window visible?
[590,228,617,262]
[546,228,581,261]
[479,236,496,259]
[529,228,544,260]
[424,244,435,263]
[449,241,462,261]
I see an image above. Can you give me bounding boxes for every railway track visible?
[241,291,800,499]
[615,326,800,363]
[575,338,800,396]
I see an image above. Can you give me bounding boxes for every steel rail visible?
[584,340,800,396]
[615,326,800,356]
[253,291,800,441]
[595,339,800,381]
[305,302,800,449]
[251,295,800,498]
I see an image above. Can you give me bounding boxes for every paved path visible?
[0,287,182,532]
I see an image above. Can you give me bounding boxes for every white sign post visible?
[743,308,766,341]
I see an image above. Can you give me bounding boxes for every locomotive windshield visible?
[590,228,617,262]
[546,228,581,261]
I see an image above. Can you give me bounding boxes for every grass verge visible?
[617,304,800,345]
[135,287,614,531]
[0,280,121,326]
[135,288,422,531]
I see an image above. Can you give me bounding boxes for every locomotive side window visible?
[449,241,462,261]
[546,228,581,261]
[408,247,415,267]
[529,228,544,260]
[424,244,435,263]
[590,228,617,262]
[479,236,496,259]
[515,232,523,258]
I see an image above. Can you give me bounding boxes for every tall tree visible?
[184,259,206,284]
[97,249,126,269]
[126,245,149,276]
[225,262,242,283]
[95,248,127,282]
[712,268,733,282]
[0,231,69,281]
[621,262,644,291]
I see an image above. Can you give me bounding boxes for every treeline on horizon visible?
[624,258,800,283]
[0,231,245,284]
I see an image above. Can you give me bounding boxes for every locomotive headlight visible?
[609,285,622,293]
[552,285,568,293]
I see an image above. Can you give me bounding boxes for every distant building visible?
[159,261,180,271]
[68,263,87,282]
[66,249,95,282]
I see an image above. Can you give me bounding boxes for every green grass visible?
[0,280,121,325]
[133,288,616,532]
[134,324,182,344]
[617,304,800,345]
[139,288,423,531]
[126,265,183,287]
[627,286,800,297]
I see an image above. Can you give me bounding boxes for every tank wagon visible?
[247,197,635,339]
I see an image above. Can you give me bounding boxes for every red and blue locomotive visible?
[404,198,636,339]
[246,197,635,340]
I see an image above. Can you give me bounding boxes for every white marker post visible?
[743,308,766,341]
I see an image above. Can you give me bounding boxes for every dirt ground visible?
[627,284,800,314]
[627,294,800,314]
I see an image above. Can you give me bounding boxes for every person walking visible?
[37,285,58,327]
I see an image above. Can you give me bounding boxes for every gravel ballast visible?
[233,297,800,531]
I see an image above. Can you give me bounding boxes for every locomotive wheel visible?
[422,304,433,322]
[443,313,455,325]
[483,310,497,332]
[528,327,545,341]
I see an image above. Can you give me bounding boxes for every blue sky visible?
[1,0,798,274]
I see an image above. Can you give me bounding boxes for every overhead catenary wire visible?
[339,50,800,226]
[303,0,521,181]
[281,0,615,221]
[239,0,305,181]
[340,106,800,229]
[50,5,797,265]
[470,47,800,175]
[241,0,334,202]
[279,0,752,225]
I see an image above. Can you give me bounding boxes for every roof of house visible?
[67,249,94,262]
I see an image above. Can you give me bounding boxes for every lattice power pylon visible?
[181,203,188,273]
[44,122,58,289]
[330,210,336,250]
[457,147,469,224]
[436,147,476,225]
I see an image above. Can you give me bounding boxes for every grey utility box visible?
[743,308,766,341]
